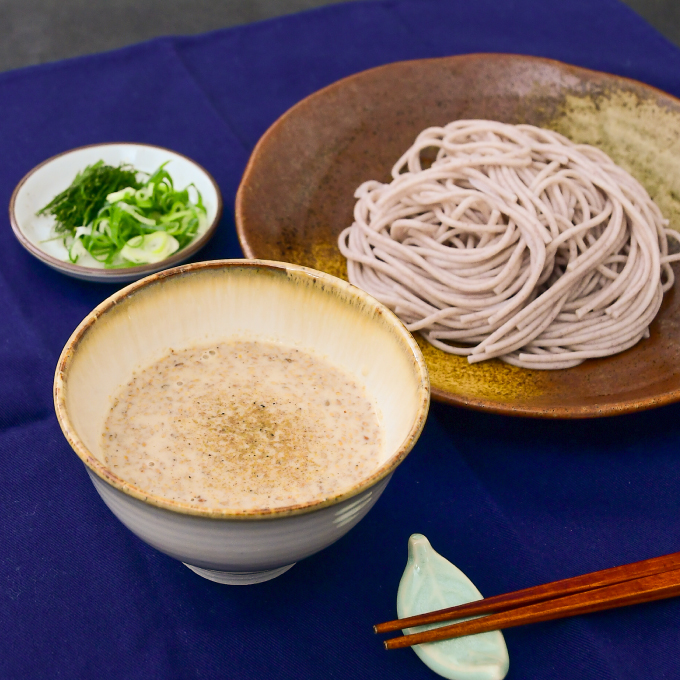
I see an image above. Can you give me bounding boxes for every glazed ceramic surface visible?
[397,534,509,680]
[10,143,222,282]
[236,53,680,418]
[54,260,430,581]
[89,469,392,574]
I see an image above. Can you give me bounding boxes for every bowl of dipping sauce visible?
[54,260,430,584]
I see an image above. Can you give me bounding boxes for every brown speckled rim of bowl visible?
[54,259,430,520]
[9,142,223,279]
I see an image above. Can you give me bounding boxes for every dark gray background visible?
[0,0,678,73]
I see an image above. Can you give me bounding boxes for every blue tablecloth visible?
[2,1,680,678]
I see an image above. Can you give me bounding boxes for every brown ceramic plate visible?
[236,53,680,418]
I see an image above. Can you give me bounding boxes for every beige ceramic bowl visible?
[54,260,430,584]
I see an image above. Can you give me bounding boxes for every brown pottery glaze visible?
[236,53,680,418]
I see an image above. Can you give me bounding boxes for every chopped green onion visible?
[38,160,207,268]
[121,231,180,264]
[106,187,136,203]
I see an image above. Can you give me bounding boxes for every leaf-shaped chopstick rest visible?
[396,534,510,680]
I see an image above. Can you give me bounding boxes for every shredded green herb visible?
[38,161,207,268]
[37,161,141,233]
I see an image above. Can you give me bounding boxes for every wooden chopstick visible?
[375,550,680,634]
[383,566,680,650]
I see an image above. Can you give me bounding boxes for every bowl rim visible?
[53,259,431,520]
[9,141,223,280]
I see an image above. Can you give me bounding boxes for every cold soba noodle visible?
[339,120,680,369]
[102,341,383,510]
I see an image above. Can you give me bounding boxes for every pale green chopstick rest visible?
[396,534,509,680]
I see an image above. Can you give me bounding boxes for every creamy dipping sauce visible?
[101,340,383,510]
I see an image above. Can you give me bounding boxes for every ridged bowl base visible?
[183,562,296,584]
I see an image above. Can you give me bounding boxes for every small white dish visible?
[9,143,222,283]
